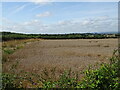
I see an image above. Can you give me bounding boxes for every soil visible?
[3,39,118,76]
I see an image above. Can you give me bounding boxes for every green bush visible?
[77,50,120,89]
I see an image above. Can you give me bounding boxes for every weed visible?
[2,50,120,89]
[2,73,17,89]
[3,49,14,55]
[77,50,120,89]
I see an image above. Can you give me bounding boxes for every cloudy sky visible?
[1,1,118,34]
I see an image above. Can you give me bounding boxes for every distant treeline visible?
[0,32,119,41]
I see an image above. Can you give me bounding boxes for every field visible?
[3,39,118,74]
[2,38,120,88]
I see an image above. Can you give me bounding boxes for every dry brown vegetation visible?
[2,39,118,80]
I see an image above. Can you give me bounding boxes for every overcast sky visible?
[1,1,118,34]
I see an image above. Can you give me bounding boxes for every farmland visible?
[3,39,118,73]
[2,34,119,88]
[1,2,120,88]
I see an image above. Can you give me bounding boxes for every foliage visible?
[2,73,17,89]
[42,70,79,88]
[1,32,118,41]
[55,71,78,88]
[77,50,120,89]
